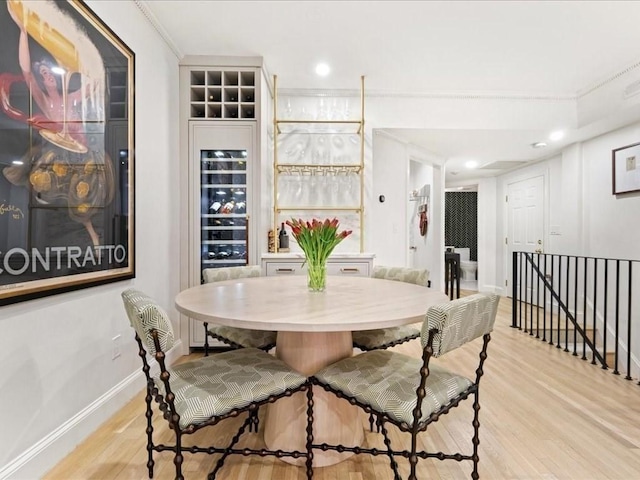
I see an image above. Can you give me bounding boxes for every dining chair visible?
[201,265,277,355]
[312,292,500,480]
[352,266,430,351]
[121,288,313,480]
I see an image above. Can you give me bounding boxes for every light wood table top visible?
[175,275,449,332]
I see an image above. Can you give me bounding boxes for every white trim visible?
[0,341,183,480]
[134,0,183,59]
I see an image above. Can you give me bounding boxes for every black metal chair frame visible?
[135,329,314,480]
[202,321,276,356]
[352,331,421,352]
[311,327,492,480]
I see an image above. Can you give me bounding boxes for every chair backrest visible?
[421,293,499,357]
[373,265,429,286]
[121,288,175,355]
[202,265,262,284]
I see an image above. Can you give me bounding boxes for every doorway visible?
[506,174,545,300]
[444,190,478,291]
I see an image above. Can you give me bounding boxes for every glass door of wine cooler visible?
[200,149,248,278]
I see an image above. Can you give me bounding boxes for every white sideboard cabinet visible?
[262,253,374,278]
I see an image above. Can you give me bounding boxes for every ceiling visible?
[141,0,640,185]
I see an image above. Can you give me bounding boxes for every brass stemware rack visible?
[272,75,365,252]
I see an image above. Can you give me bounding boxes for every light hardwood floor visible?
[44,294,640,480]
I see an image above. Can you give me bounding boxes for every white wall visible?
[0,2,180,478]
[582,123,640,259]
[477,176,498,293]
[371,133,409,266]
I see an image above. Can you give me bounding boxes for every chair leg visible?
[408,430,419,480]
[174,430,184,480]
[305,385,314,479]
[471,390,481,480]
[248,407,260,432]
[379,419,401,480]
[208,413,254,479]
[144,383,155,478]
[368,412,375,432]
[203,322,210,356]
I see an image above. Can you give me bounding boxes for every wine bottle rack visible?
[189,68,256,120]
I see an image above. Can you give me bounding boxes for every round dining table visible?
[175,274,449,467]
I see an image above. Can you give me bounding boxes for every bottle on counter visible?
[278,222,289,250]
[268,229,276,253]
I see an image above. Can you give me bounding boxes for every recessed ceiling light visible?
[549,130,564,141]
[315,63,330,76]
[465,160,478,169]
[531,142,547,149]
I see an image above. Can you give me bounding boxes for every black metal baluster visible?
[591,258,598,365]
[518,252,527,331]
[529,253,535,336]
[557,255,563,349]
[542,254,548,342]
[602,260,609,369]
[626,261,633,381]
[524,254,529,333]
[573,256,579,357]
[564,256,570,352]
[582,257,588,361]
[512,251,519,329]
[536,253,541,338]
[549,255,555,345]
[613,260,620,375]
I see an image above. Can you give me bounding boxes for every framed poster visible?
[0,0,135,306]
[612,142,640,195]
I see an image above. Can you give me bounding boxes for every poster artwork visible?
[0,0,135,305]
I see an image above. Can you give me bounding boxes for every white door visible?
[506,175,544,300]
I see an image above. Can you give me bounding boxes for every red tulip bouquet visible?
[285,218,353,291]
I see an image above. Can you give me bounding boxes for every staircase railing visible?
[512,252,640,385]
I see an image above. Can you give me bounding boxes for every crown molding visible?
[278,88,575,101]
[133,0,183,59]
[577,59,640,99]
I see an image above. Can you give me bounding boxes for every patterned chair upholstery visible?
[121,288,313,480]
[201,266,277,355]
[352,265,430,351]
[312,293,500,480]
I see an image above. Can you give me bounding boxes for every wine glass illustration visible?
[7,0,106,154]
[2,0,112,251]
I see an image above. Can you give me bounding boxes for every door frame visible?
[502,168,549,298]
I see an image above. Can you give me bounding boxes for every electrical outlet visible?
[112,334,121,360]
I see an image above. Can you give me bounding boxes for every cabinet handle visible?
[340,268,360,273]
[275,268,295,274]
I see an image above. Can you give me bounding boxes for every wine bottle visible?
[278,222,289,250]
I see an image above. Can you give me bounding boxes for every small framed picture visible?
[612,142,640,195]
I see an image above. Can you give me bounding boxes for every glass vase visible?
[307,261,327,292]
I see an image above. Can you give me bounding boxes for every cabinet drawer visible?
[266,262,306,276]
[327,262,369,277]
[265,261,370,277]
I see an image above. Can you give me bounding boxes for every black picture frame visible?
[612,142,640,195]
[0,0,135,306]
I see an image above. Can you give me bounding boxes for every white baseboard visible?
[0,340,183,480]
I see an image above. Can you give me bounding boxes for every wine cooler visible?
[200,149,249,275]
[190,121,256,295]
